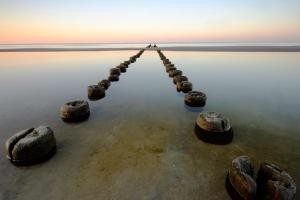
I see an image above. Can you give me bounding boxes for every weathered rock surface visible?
[195,111,233,144]
[87,85,105,100]
[110,68,121,75]
[169,70,182,77]
[5,126,56,165]
[108,74,119,82]
[228,156,257,200]
[184,91,207,107]
[257,162,296,200]
[173,75,188,84]
[98,79,111,90]
[60,100,90,122]
[176,81,193,93]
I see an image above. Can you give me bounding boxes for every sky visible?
[0,0,300,44]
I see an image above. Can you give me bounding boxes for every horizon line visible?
[1,41,300,45]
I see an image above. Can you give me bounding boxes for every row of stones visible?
[60,49,144,122]
[157,49,233,145]
[4,48,145,166]
[157,48,296,199]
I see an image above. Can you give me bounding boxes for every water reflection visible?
[0,50,299,199]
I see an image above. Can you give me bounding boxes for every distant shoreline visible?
[1,46,300,52]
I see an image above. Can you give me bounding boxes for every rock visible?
[129,57,136,63]
[194,111,233,144]
[257,162,296,200]
[60,100,90,122]
[98,79,110,90]
[119,63,128,68]
[116,65,127,73]
[169,70,182,77]
[176,81,193,93]
[87,85,105,100]
[163,59,170,65]
[5,126,56,165]
[110,68,121,75]
[227,156,257,200]
[173,75,188,84]
[108,74,119,82]
[166,66,177,73]
[124,61,130,66]
[184,91,207,107]
[165,63,174,67]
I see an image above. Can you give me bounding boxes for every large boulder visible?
[184,91,207,107]
[60,100,90,122]
[257,162,296,200]
[195,111,233,144]
[87,85,105,100]
[5,126,56,165]
[227,156,257,200]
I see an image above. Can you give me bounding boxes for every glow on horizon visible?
[0,0,300,44]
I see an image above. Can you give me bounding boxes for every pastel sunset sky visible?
[1,0,300,44]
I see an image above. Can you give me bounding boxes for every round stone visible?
[87,85,105,100]
[98,79,110,90]
[116,65,127,73]
[195,111,233,144]
[176,81,193,93]
[60,100,90,122]
[173,75,188,84]
[5,126,56,165]
[169,70,182,77]
[184,91,207,107]
[108,74,119,82]
[166,66,177,73]
[110,68,121,75]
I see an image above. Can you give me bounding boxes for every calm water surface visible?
[0,51,299,200]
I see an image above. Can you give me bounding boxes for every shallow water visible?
[0,50,299,200]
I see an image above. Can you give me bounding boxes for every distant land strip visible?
[1,46,300,52]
